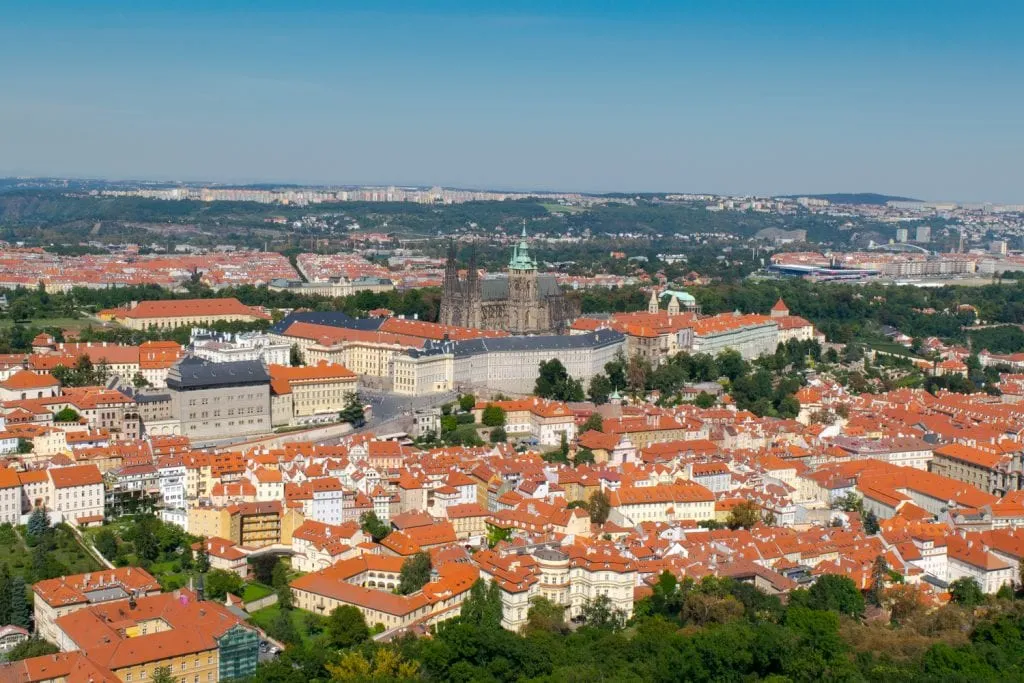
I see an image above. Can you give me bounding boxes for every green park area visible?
[541,202,587,214]
[0,519,100,583]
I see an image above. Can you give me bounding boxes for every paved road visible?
[317,387,459,444]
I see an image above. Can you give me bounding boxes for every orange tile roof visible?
[121,297,269,320]
[1,370,58,390]
[49,464,103,489]
[33,568,161,608]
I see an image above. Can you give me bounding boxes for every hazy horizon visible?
[2,1,1022,203]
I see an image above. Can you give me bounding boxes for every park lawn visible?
[541,202,587,214]
[0,525,99,581]
[0,531,31,576]
[0,317,93,331]
[866,341,924,359]
[51,531,102,574]
[147,559,190,589]
[241,583,274,602]
[248,605,321,646]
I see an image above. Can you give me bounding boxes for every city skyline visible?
[2,1,1022,202]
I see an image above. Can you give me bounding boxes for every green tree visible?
[863,509,880,535]
[180,544,194,570]
[535,359,584,401]
[289,343,304,367]
[326,648,419,681]
[131,371,151,389]
[587,374,613,404]
[204,568,244,601]
[716,348,749,381]
[196,546,211,573]
[488,426,507,443]
[397,552,432,595]
[486,525,511,548]
[327,605,370,649]
[440,414,457,434]
[268,609,301,646]
[53,407,80,422]
[249,554,280,586]
[338,393,365,426]
[151,666,176,683]
[458,394,476,412]
[360,511,391,542]
[126,515,160,562]
[580,412,603,433]
[271,560,290,589]
[805,574,865,617]
[949,577,985,608]
[9,576,30,629]
[526,596,567,634]
[832,492,864,513]
[777,394,801,418]
[26,507,50,539]
[580,594,625,630]
[93,528,118,559]
[588,490,611,525]
[481,404,506,427]
[694,391,717,408]
[276,584,294,611]
[0,564,10,626]
[726,501,762,530]
[460,579,503,629]
[868,554,889,607]
[574,448,596,467]
[3,638,59,662]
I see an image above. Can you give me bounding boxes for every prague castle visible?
[439,226,579,334]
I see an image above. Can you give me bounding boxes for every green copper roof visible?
[661,289,696,303]
[508,222,537,270]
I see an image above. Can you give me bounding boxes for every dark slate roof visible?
[479,274,562,301]
[270,311,382,335]
[166,356,270,390]
[133,391,171,403]
[411,329,624,358]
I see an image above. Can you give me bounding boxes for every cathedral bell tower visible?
[440,241,463,326]
[508,221,539,333]
[464,246,482,328]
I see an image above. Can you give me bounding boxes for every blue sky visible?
[1,1,1021,201]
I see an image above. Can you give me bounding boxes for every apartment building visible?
[832,436,935,471]
[608,481,716,524]
[0,468,21,525]
[474,543,636,632]
[191,330,290,367]
[187,501,302,549]
[49,464,105,526]
[268,362,358,427]
[689,313,779,360]
[0,370,59,401]
[930,443,1009,494]
[392,349,454,396]
[472,398,577,446]
[166,357,271,442]
[290,520,365,573]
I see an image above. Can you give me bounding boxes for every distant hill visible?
[779,193,921,205]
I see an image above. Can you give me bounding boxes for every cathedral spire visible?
[509,220,536,271]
